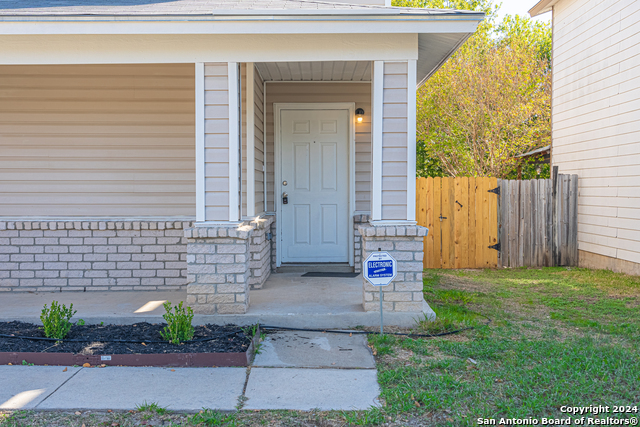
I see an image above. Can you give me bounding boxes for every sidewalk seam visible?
[34,367,84,409]
[236,365,252,411]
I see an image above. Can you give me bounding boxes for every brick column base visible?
[249,216,274,290]
[358,223,429,313]
[353,214,370,273]
[184,224,252,314]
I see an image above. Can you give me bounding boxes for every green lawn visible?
[2,267,639,426]
[368,267,640,426]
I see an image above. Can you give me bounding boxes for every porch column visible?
[363,60,431,315]
[187,62,251,315]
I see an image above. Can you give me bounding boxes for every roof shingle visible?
[0,0,479,16]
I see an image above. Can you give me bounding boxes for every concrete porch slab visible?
[36,367,246,411]
[253,331,376,369]
[0,273,433,328]
[0,366,82,409]
[244,367,381,411]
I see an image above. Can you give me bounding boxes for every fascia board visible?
[529,0,557,17]
[0,17,482,35]
[0,9,485,18]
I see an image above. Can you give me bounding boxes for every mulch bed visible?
[0,321,253,355]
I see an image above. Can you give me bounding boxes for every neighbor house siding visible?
[204,63,230,221]
[551,0,640,267]
[381,61,408,220]
[265,82,372,213]
[0,64,195,218]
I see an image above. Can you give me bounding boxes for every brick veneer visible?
[358,223,429,313]
[184,215,273,314]
[353,214,370,273]
[0,220,191,292]
[249,216,274,290]
[184,224,252,314]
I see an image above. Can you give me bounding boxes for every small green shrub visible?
[40,301,77,339]
[160,301,194,345]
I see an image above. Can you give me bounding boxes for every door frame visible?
[274,102,356,268]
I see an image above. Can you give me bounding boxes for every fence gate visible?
[417,177,499,269]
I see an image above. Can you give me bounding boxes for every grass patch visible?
[188,409,237,426]
[366,267,640,425]
[417,271,484,335]
[135,401,171,415]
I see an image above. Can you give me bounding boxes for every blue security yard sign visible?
[363,251,397,287]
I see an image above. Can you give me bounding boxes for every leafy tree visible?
[395,0,552,178]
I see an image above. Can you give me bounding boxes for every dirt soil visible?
[0,321,252,354]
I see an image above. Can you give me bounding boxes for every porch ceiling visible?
[256,61,370,82]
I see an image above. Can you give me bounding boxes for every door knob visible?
[282,192,289,205]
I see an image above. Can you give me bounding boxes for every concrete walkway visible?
[0,273,431,328]
[0,331,381,412]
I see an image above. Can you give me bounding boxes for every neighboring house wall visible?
[0,64,196,217]
[382,62,409,220]
[265,82,372,213]
[551,0,640,274]
[204,63,231,221]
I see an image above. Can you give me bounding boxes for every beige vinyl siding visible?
[0,64,195,218]
[254,68,266,215]
[265,82,372,213]
[551,0,640,264]
[204,63,230,221]
[241,63,248,217]
[381,62,408,220]
[241,64,266,217]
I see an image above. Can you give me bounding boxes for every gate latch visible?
[439,214,447,222]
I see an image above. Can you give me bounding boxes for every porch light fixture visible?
[355,108,365,123]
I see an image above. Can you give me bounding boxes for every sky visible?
[495,0,552,23]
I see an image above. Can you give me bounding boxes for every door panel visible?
[280,109,349,263]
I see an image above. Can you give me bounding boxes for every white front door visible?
[280,109,349,263]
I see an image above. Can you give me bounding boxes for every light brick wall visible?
[0,221,191,292]
[249,216,274,289]
[353,214,370,273]
[185,225,252,314]
[185,217,275,314]
[270,216,278,273]
[358,223,428,313]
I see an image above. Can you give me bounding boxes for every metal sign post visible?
[363,250,397,335]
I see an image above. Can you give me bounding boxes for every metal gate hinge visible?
[488,186,500,196]
[488,242,501,251]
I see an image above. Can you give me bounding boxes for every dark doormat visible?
[302,272,360,278]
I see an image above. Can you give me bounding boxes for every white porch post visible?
[195,62,206,222]
[228,62,240,222]
[371,60,384,221]
[246,63,256,218]
[407,59,417,222]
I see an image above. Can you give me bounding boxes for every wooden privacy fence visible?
[416,171,578,269]
[416,177,499,269]
[499,172,578,268]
